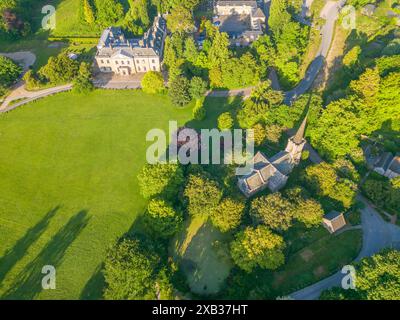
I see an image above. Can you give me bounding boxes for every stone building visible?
[238,116,307,197]
[322,211,347,234]
[95,15,167,76]
[214,0,267,46]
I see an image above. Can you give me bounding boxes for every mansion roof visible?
[96,16,167,59]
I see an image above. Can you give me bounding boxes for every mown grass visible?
[0,90,194,299]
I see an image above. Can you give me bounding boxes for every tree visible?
[237,99,269,129]
[145,198,183,238]
[22,69,40,90]
[83,0,96,24]
[320,249,400,300]
[94,0,124,27]
[184,173,222,217]
[218,112,233,130]
[230,226,285,272]
[103,238,161,300]
[252,123,267,146]
[166,6,194,33]
[137,163,184,200]
[211,197,245,232]
[268,0,291,36]
[39,53,79,84]
[124,0,151,35]
[192,97,206,120]
[168,76,191,106]
[265,123,283,144]
[141,71,165,94]
[343,45,361,67]
[207,30,230,68]
[303,163,357,209]
[350,68,380,105]
[189,76,207,99]
[0,55,21,87]
[250,193,294,231]
[297,199,324,227]
[73,62,94,94]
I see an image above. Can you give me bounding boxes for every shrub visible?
[0,56,22,87]
[141,71,165,94]
[192,97,206,120]
[217,112,233,130]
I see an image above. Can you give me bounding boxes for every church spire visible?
[293,115,307,144]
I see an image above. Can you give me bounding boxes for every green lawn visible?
[271,229,363,295]
[0,90,194,299]
[170,216,233,296]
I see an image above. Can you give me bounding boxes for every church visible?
[238,116,307,197]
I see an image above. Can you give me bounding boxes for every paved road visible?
[289,195,400,300]
[0,51,36,72]
[284,1,342,104]
[0,84,73,113]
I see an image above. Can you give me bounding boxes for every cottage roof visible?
[389,155,400,174]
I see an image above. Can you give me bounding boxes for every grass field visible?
[0,90,194,299]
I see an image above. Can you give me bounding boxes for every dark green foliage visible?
[0,55,21,87]
[144,198,183,238]
[137,163,184,200]
[184,172,223,217]
[73,62,94,94]
[362,176,400,213]
[168,76,192,106]
[103,237,174,299]
[189,76,207,99]
[39,53,80,84]
[320,249,400,300]
[230,225,286,272]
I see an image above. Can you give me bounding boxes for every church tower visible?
[285,115,307,164]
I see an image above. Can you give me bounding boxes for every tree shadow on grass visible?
[79,263,105,300]
[1,210,90,300]
[0,206,60,286]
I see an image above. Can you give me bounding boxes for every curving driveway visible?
[289,194,400,300]
[284,1,344,104]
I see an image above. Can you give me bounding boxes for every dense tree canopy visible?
[184,172,222,217]
[0,55,21,87]
[137,163,184,200]
[250,193,294,231]
[320,249,400,300]
[145,198,183,238]
[211,197,245,233]
[103,238,173,300]
[141,71,165,94]
[230,226,285,272]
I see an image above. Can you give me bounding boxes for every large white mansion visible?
[95,16,167,76]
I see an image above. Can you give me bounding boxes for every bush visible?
[192,97,206,120]
[0,56,22,87]
[23,70,41,90]
[141,71,165,94]
[218,112,233,130]
[73,62,93,94]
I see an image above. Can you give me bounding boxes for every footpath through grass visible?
[0,90,193,299]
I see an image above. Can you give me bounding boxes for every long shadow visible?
[0,206,60,286]
[79,263,105,300]
[1,210,90,300]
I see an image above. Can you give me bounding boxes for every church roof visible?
[252,8,266,18]
[389,154,400,174]
[293,115,307,144]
